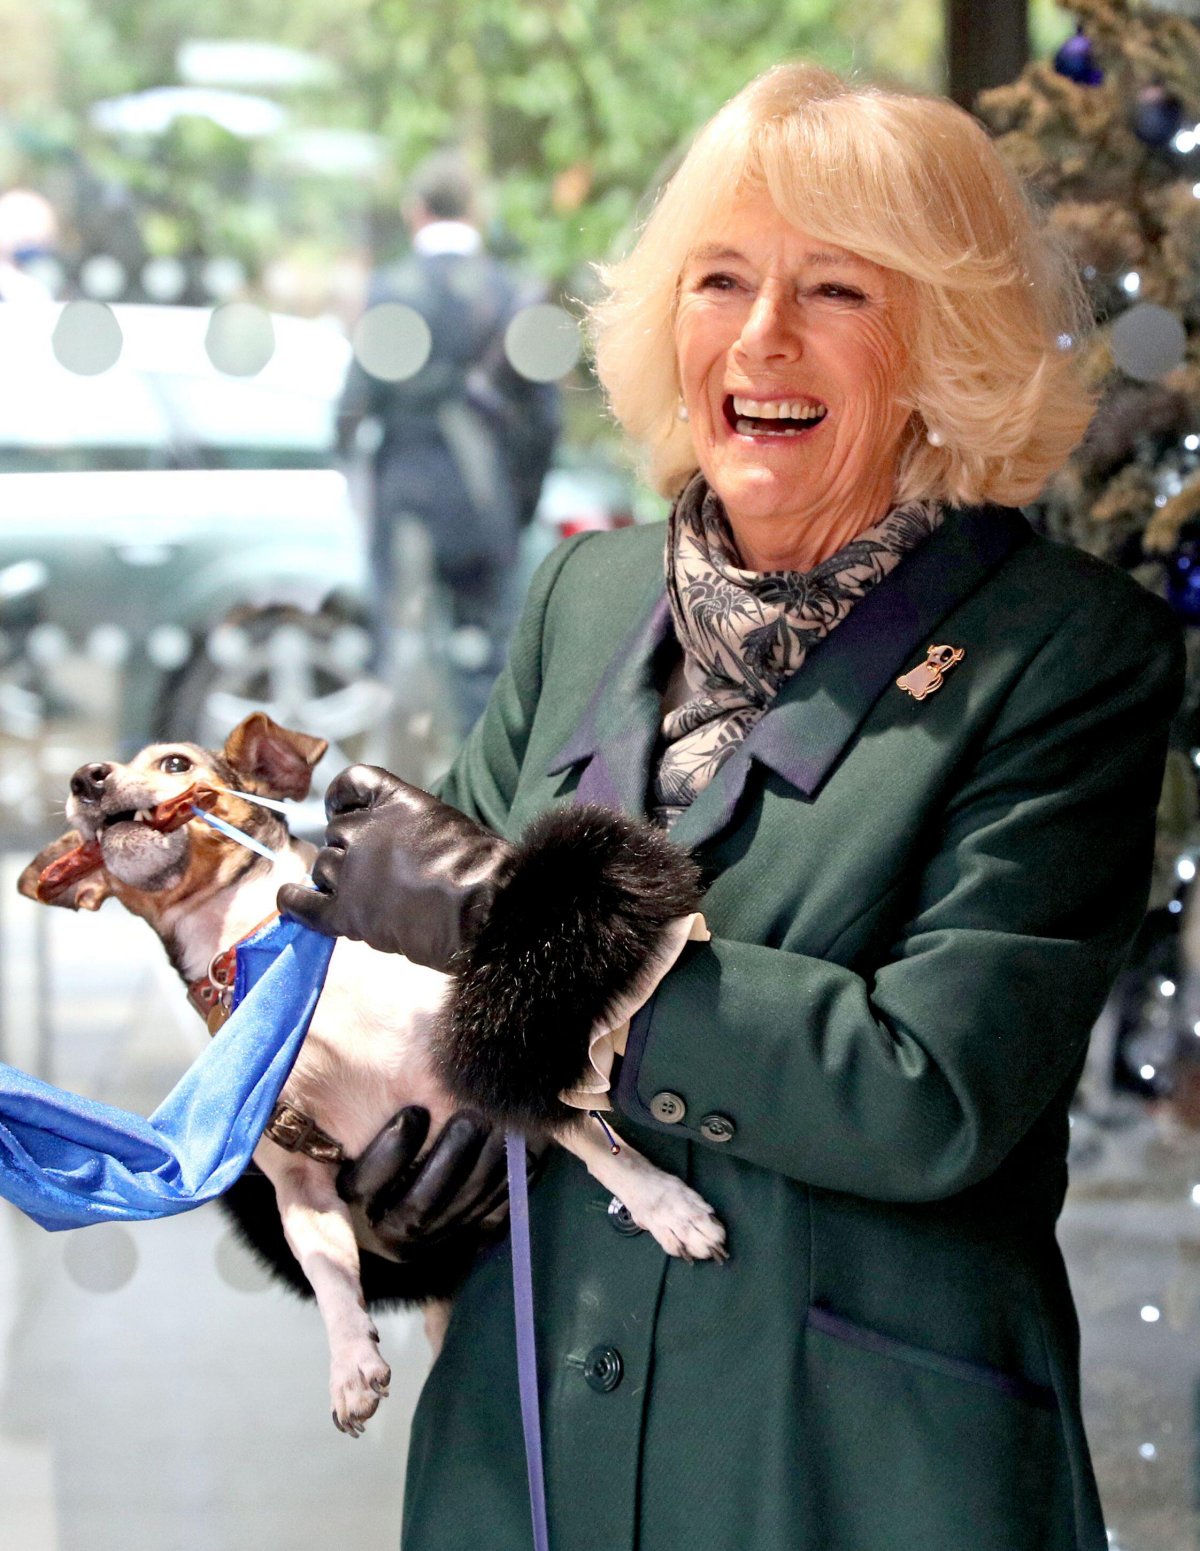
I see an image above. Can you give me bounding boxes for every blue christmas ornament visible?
[1134,83,1183,148]
[1166,521,1200,624]
[1054,24,1104,86]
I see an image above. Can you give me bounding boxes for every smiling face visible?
[673,191,916,571]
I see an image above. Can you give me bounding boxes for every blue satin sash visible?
[0,915,334,1230]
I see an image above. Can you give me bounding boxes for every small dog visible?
[19,713,726,1435]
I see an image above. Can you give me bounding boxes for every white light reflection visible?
[141,256,188,302]
[146,624,192,670]
[87,624,130,667]
[205,302,275,376]
[504,303,582,383]
[202,255,247,300]
[80,254,126,301]
[352,302,432,383]
[51,300,123,375]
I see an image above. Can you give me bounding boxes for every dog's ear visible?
[222,712,329,802]
[17,831,111,912]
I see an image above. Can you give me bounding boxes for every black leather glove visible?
[338,1106,509,1249]
[277,765,514,972]
[339,1105,547,1258]
[283,767,705,1139]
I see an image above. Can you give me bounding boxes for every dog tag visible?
[206,1001,231,1036]
[896,643,965,702]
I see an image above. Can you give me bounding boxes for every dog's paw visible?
[330,1327,392,1438]
[622,1179,728,1264]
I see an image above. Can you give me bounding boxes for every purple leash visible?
[507,1131,550,1551]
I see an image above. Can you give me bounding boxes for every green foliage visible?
[1029,0,1077,58]
[8,0,944,290]
[275,0,875,278]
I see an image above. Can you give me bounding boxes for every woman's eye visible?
[159,754,192,774]
[697,271,740,292]
[814,283,866,302]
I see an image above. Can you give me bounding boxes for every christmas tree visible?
[980,3,1200,1113]
[977,0,1200,613]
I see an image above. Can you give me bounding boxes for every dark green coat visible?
[405,506,1183,1551]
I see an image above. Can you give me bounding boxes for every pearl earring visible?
[677,400,690,422]
[926,428,944,447]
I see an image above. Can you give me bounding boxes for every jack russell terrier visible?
[19,712,726,1436]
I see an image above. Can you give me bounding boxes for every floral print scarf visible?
[650,473,943,828]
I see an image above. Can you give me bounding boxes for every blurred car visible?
[0,302,385,792]
[517,447,638,597]
[0,300,642,821]
[533,454,637,542]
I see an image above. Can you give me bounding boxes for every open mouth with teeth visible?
[103,808,156,830]
[86,787,220,849]
[39,786,221,901]
[724,395,828,437]
[98,785,219,837]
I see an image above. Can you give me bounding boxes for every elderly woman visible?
[261,64,1180,1551]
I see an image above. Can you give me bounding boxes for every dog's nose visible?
[70,763,113,803]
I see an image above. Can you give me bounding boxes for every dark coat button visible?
[583,1345,624,1393]
[607,1197,644,1236]
[649,1090,686,1124]
[699,1112,736,1143]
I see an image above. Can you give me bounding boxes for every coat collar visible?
[547,561,674,813]
[548,505,1032,846]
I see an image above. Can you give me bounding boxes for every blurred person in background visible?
[336,150,560,734]
[0,188,60,303]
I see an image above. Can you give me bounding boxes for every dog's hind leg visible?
[555,1122,728,1263]
[255,1142,392,1436]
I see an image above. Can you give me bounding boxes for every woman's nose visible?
[735,288,802,362]
[70,763,112,803]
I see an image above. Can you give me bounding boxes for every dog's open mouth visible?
[102,807,155,830]
[38,786,221,902]
[101,785,220,836]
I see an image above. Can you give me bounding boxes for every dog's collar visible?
[186,910,346,1168]
[187,911,280,1032]
[263,1101,345,1165]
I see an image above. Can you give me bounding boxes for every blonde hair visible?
[589,63,1094,507]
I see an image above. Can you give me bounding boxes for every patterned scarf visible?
[650,473,943,828]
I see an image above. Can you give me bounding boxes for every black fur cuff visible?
[432,805,702,1132]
